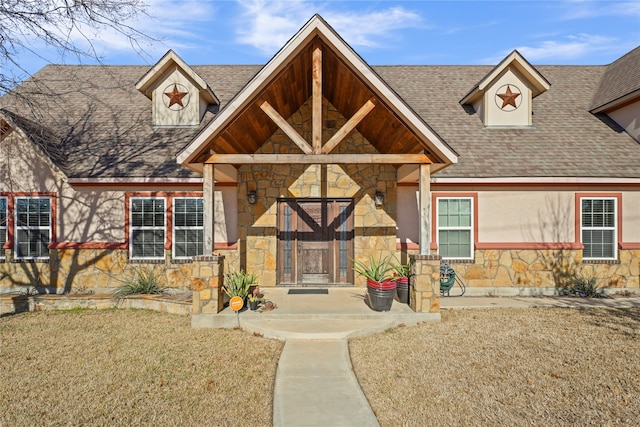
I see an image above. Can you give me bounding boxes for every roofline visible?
[177,14,458,167]
[67,177,204,185]
[590,88,640,114]
[430,176,640,185]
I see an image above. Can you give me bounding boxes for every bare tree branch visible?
[0,0,153,94]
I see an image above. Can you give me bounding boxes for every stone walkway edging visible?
[0,293,192,316]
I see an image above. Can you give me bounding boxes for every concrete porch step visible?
[191,309,440,339]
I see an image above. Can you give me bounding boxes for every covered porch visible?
[178,16,457,315]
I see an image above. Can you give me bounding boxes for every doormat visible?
[287,289,329,295]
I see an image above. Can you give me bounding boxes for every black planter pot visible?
[368,287,395,311]
[395,278,409,304]
[249,300,259,310]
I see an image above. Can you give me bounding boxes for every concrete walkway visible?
[193,289,640,426]
[273,339,379,427]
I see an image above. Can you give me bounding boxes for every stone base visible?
[409,254,442,313]
[0,294,192,316]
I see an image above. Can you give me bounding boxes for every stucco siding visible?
[397,185,419,243]
[214,186,237,243]
[608,101,640,143]
[478,191,575,243]
[58,188,125,242]
[0,131,60,193]
[622,191,640,243]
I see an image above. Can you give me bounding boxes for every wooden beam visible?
[260,101,313,154]
[203,163,215,255]
[206,153,432,165]
[419,163,431,255]
[312,40,322,154]
[322,98,376,154]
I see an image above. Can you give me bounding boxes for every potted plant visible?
[353,255,396,311]
[391,258,411,304]
[222,270,257,307]
[247,286,263,310]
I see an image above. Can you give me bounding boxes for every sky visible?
[12,0,640,80]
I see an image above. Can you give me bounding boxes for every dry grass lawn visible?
[0,309,283,426]
[350,307,640,426]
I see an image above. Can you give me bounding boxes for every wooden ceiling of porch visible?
[207,39,433,160]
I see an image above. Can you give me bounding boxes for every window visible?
[173,197,204,258]
[0,197,6,258]
[130,198,165,259]
[581,198,617,260]
[437,197,473,259]
[15,197,51,259]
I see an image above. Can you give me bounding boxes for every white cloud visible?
[560,0,640,20]
[517,34,617,62]
[27,1,218,63]
[482,33,629,64]
[235,0,421,55]
[516,34,618,61]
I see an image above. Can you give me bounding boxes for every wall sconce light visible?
[247,190,257,205]
[374,190,384,207]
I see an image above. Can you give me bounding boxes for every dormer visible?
[136,50,219,127]
[590,46,640,143]
[461,50,550,127]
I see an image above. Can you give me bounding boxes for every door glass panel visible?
[283,204,292,277]
[338,204,348,278]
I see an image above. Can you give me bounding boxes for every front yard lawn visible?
[0,309,283,426]
[350,307,640,426]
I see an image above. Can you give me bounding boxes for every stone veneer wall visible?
[402,247,640,296]
[0,248,224,302]
[236,97,397,286]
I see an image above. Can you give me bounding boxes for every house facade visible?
[1,16,639,313]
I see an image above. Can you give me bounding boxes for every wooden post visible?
[419,163,431,255]
[203,163,215,255]
[312,39,322,154]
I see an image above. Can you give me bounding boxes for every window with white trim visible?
[173,197,204,258]
[581,198,617,260]
[15,197,51,259]
[130,197,165,259]
[0,197,7,258]
[437,197,473,259]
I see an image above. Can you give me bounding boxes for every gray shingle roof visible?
[377,64,640,178]
[590,45,640,111]
[1,58,639,180]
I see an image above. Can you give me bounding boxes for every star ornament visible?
[496,85,521,110]
[164,84,188,108]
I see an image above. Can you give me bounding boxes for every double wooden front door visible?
[277,199,354,285]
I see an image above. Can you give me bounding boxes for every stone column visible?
[191,255,225,314]
[409,254,441,313]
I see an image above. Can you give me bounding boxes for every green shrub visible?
[353,255,393,282]
[564,273,604,298]
[112,266,168,297]
[391,256,411,278]
[223,270,257,299]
